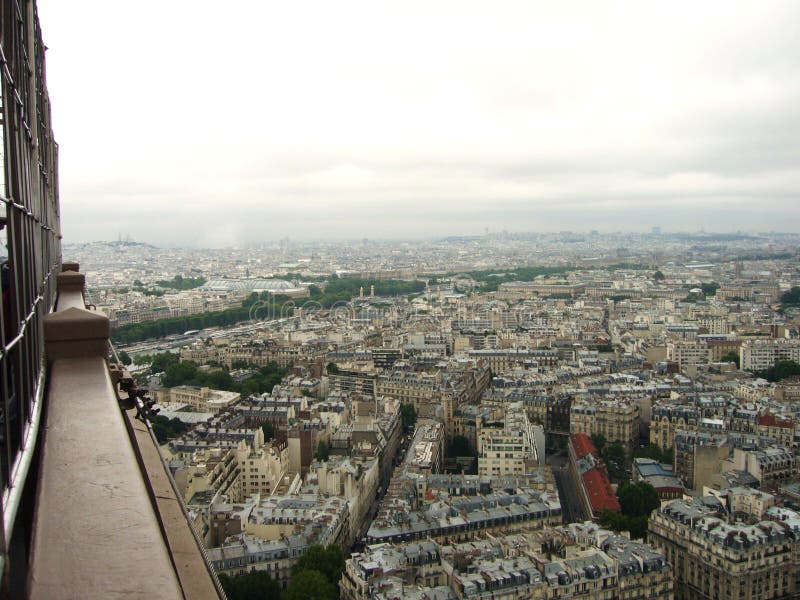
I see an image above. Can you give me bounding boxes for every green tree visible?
[150,352,181,375]
[118,350,132,366]
[261,421,275,442]
[720,351,740,368]
[294,545,345,589]
[632,444,673,465]
[653,270,665,281]
[754,360,800,382]
[315,441,330,462]
[447,435,473,457]
[781,286,800,306]
[590,433,606,452]
[700,282,719,296]
[602,441,627,482]
[599,510,650,540]
[151,416,188,444]
[156,275,207,290]
[218,570,281,600]
[283,569,336,600]
[400,403,417,430]
[617,481,660,518]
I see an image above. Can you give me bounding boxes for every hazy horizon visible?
[38,1,800,247]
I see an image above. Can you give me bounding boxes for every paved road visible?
[548,452,590,523]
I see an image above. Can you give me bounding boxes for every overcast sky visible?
[37,1,800,247]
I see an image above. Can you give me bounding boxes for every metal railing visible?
[0,0,61,593]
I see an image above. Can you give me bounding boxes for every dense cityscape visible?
[70,231,800,599]
[4,1,800,598]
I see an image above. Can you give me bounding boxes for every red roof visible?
[582,468,621,514]
[759,414,793,429]
[570,433,597,459]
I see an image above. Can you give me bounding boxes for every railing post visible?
[43,271,109,361]
[54,270,85,295]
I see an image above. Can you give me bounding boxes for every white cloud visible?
[36,0,800,246]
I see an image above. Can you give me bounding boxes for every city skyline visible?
[37,0,800,247]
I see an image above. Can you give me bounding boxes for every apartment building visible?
[497,281,587,299]
[153,385,241,413]
[650,405,699,450]
[730,446,798,486]
[570,397,640,449]
[467,348,559,373]
[366,474,561,545]
[343,525,672,600]
[666,340,711,370]
[648,497,799,599]
[673,431,729,491]
[406,419,445,475]
[740,339,800,371]
[477,401,542,477]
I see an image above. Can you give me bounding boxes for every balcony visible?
[10,264,224,598]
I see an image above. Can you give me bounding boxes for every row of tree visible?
[146,352,289,396]
[155,275,207,290]
[112,277,427,344]
[781,286,800,306]
[111,304,254,344]
[752,360,800,382]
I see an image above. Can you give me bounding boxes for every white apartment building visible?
[477,401,542,477]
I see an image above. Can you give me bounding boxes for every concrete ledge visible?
[28,357,184,599]
[55,289,87,312]
[43,307,110,362]
[125,408,222,599]
[61,261,80,272]
[56,270,85,294]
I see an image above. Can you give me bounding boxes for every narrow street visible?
[548,451,589,524]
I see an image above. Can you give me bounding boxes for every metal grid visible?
[0,0,61,581]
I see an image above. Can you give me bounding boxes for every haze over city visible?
[37,0,800,246]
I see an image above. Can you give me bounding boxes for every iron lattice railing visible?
[0,0,61,586]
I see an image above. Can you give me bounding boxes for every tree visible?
[720,351,740,368]
[653,270,665,281]
[781,286,800,306]
[294,545,345,588]
[315,441,330,462]
[602,441,627,482]
[218,570,281,600]
[599,510,650,540]
[617,481,660,518]
[326,362,340,375]
[118,350,132,366]
[284,569,336,600]
[700,282,719,296]
[260,421,275,442]
[151,416,188,444]
[400,403,417,430]
[632,444,673,465]
[150,351,180,375]
[590,433,606,452]
[754,360,800,382]
[447,435,473,457]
